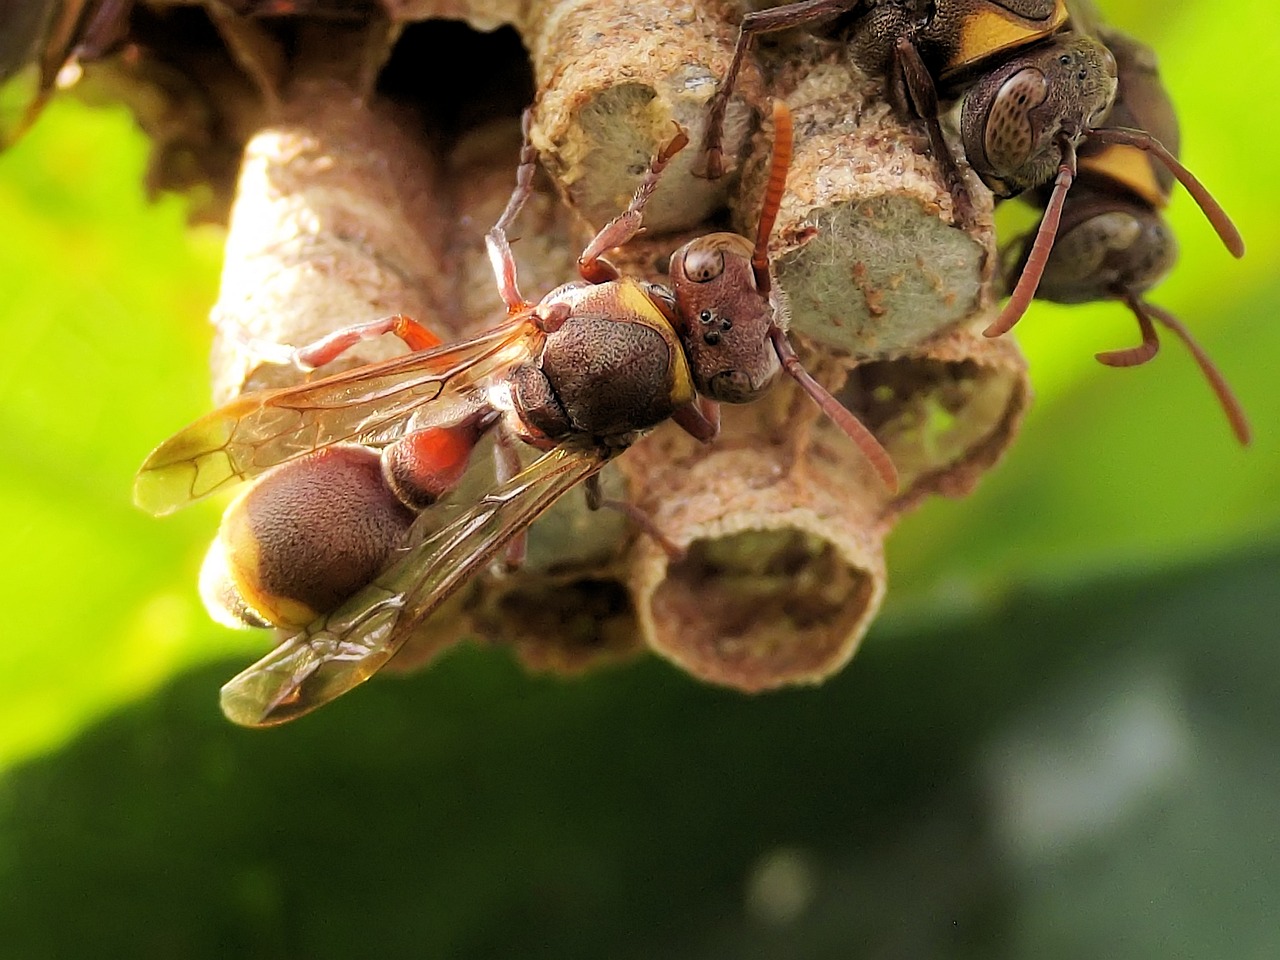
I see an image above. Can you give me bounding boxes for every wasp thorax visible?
[669,233,781,404]
[1025,197,1177,303]
[962,34,1118,197]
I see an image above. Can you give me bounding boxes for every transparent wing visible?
[1063,0,1106,36]
[134,316,543,515]
[218,442,614,727]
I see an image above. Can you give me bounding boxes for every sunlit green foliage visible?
[0,103,255,766]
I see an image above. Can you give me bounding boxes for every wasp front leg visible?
[577,122,691,284]
[672,396,720,443]
[701,0,859,179]
[892,36,977,228]
[1116,297,1251,446]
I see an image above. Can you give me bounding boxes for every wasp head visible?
[961,34,1118,197]
[669,232,781,404]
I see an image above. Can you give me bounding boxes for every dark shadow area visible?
[2,548,1277,959]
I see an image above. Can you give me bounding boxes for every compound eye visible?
[1101,45,1117,79]
[682,246,726,283]
[984,68,1048,172]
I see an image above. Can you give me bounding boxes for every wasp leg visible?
[893,36,976,228]
[701,0,858,179]
[672,397,721,444]
[281,313,443,371]
[486,110,540,312]
[1126,297,1251,446]
[577,123,691,284]
[585,474,685,561]
[493,428,530,571]
[1095,306,1159,368]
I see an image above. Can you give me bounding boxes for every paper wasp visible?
[999,28,1249,443]
[135,101,896,727]
[703,1,1114,198]
[700,3,1242,332]
[700,2,1245,436]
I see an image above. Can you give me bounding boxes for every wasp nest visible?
[28,0,1027,691]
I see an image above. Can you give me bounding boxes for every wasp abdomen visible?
[201,445,415,630]
[382,420,486,511]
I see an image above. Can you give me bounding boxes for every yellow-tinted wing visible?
[134,317,542,516]
[218,442,613,727]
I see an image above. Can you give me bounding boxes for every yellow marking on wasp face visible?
[615,279,696,405]
[949,2,1068,74]
[1081,144,1167,208]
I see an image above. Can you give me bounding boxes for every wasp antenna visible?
[985,139,1077,339]
[1096,304,1160,367]
[751,101,794,296]
[1128,297,1251,446]
[1090,127,1245,259]
[769,327,898,492]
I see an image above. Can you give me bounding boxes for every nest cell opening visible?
[648,527,878,692]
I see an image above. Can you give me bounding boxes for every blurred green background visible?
[0,1,1275,956]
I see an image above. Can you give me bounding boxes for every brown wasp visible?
[135,100,896,727]
[998,28,1250,443]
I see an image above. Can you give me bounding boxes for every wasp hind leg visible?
[492,428,532,571]
[584,474,685,561]
[290,314,442,370]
